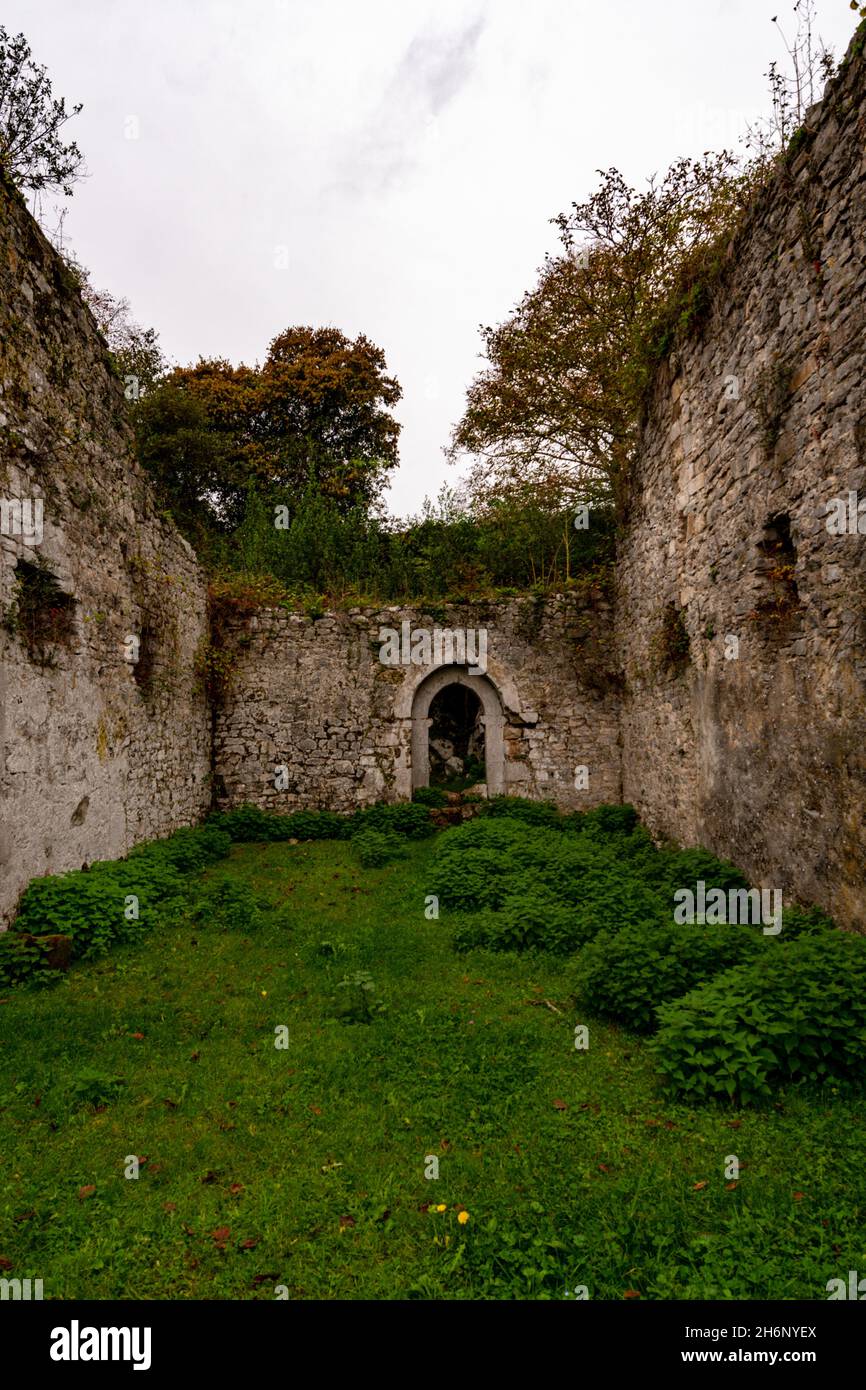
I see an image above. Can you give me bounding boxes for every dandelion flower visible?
[458,1211,470,1225]
[436,1204,447,1213]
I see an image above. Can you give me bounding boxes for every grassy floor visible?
[1,836,864,1300]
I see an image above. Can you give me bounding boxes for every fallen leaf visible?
[239,1237,258,1249]
[693,1181,708,1191]
[598,1163,611,1173]
[309,1105,322,1116]
[131,1032,145,1040]
[728,1119,742,1129]
[0,1256,12,1270]
[793,1191,805,1201]
[210,1226,231,1246]
[201,1171,218,1184]
[230,1182,244,1196]
[553,1099,568,1111]
[624,1289,641,1299]
[251,1273,279,1286]
[163,1202,177,1212]
[78,1185,96,1201]
[339,1215,356,1229]
[189,1051,200,1062]
[725,1181,738,1191]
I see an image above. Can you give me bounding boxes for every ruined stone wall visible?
[0,171,211,926]
[214,593,621,814]
[616,36,866,929]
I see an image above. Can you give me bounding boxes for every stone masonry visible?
[616,36,866,929]
[1,31,865,931]
[213,594,622,814]
[0,168,211,927]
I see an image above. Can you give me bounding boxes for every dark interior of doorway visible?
[427,683,486,789]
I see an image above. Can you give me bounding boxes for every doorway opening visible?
[409,666,505,796]
[427,683,485,790]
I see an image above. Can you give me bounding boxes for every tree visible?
[451,3,849,511]
[745,2,836,167]
[134,386,231,545]
[450,155,757,510]
[0,27,84,197]
[136,326,401,536]
[72,267,168,398]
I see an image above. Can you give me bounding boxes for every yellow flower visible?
[458,1211,470,1225]
[436,1204,447,1213]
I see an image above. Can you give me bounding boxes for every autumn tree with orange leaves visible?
[450,154,761,515]
[135,325,401,542]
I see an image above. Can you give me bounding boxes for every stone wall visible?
[616,36,866,929]
[0,170,211,926]
[213,593,622,814]
[2,30,865,932]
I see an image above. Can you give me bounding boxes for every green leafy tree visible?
[450,155,756,510]
[137,326,401,537]
[0,27,84,196]
[134,385,236,544]
[69,266,168,398]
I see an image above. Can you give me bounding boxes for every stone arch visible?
[410,666,505,795]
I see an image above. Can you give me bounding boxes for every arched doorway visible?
[428,683,485,788]
[410,667,505,795]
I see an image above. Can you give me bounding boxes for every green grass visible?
[1,837,864,1300]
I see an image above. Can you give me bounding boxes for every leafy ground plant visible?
[0,831,863,1299]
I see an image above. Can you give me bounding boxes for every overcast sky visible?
[6,0,859,515]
